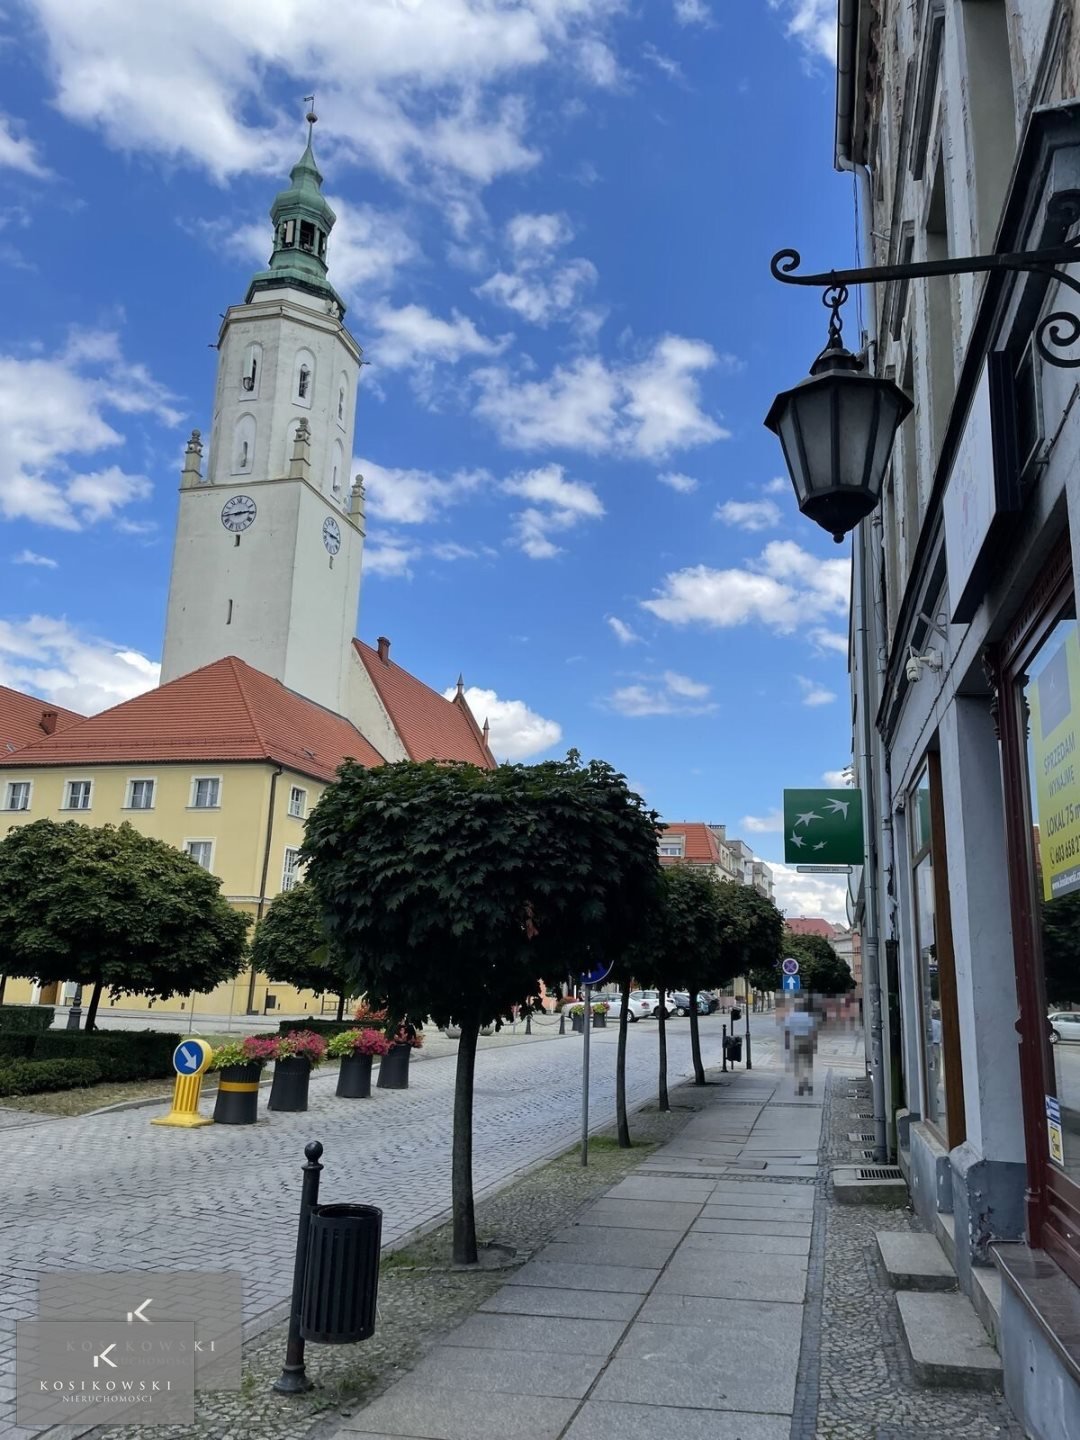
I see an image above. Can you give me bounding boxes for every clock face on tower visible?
[322,517,342,555]
[221,494,257,532]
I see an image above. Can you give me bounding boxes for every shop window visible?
[908,753,965,1145]
[996,547,1080,1282]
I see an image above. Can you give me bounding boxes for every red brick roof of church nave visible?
[353,637,496,769]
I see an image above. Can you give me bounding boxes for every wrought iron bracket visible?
[771,242,1080,368]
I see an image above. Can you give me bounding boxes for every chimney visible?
[482,717,490,747]
[376,636,391,664]
[40,709,58,735]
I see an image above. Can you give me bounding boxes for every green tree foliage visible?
[250,882,354,1020]
[302,755,661,1264]
[0,821,250,1029]
[1041,893,1080,1006]
[782,930,855,996]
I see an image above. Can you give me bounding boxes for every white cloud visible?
[642,43,684,82]
[674,0,711,23]
[607,616,642,646]
[642,540,850,634]
[658,471,698,494]
[797,675,836,707]
[741,809,784,834]
[822,768,854,787]
[25,0,625,188]
[0,615,158,714]
[770,862,850,926]
[0,113,50,177]
[0,330,178,529]
[357,458,488,526]
[228,196,417,305]
[477,211,600,328]
[442,683,562,760]
[504,463,604,558]
[12,550,58,569]
[608,669,716,717]
[363,539,420,579]
[716,498,781,531]
[474,335,728,460]
[371,302,509,372]
[506,212,574,260]
[772,0,836,65]
[810,626,848,656]
[763,476,789,494]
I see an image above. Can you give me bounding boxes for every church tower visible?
[160,108,365,716]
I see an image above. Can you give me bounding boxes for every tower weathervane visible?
[304,95,317,140]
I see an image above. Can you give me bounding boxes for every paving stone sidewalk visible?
[334,1066,818,1440]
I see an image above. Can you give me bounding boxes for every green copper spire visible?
[246,102,346,314]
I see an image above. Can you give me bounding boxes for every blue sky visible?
[0,0,856,919]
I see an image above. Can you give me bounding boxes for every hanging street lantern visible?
[764,284,912,544]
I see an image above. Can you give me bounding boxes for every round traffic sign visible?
[579,960,613,987]
[781,957,800,976]
[172,1039,213,1077]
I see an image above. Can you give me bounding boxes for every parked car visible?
[1049,1011,1080,1043]
[606,993,653,1023]
[669,991,710,1017]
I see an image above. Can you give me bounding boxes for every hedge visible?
[0,1058,103,1097]
[0,1031,180,1084]
[277,1018,357,1039]
[0,1005,55,1034]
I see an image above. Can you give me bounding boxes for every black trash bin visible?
[724,1034,743,1064]
[300,1203,383,1344]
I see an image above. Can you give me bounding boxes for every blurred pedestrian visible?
[784,996,818,1096]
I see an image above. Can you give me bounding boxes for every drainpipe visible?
[248,764,284,1015]
[836,0,890,1162]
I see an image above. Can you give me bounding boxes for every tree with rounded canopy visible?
[0,820,251,1029]
[782,929,856,996]
[250,882,355,1020]
[302,754,661,1264]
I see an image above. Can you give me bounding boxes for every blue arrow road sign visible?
[783,975,801,994]
[579,960,613,987]
[173,1040,209,1075]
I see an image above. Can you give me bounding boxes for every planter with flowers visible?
[268,1030,327,1112]
[328,1028,391,1099]
[591,1001,610,1029]
[210,1036,277,1125]
[568,1004,586,1034]
[376,1021,424,1090]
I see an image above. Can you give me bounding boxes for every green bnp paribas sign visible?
[783,789,864,866]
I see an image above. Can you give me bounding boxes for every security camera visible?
[906,648,943,683]
[906,655,921,683]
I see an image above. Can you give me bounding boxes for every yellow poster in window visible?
[1031,627,1080,901]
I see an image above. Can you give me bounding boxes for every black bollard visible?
[273,1140,324,1394]
[559,1012,566,1035]
[721,1023,728,1074]
[525,1012,532,1035]
[745,1006,752,1071]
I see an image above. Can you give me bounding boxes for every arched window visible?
[330,439,344,494]
[337,373,348,427]
[241,342,262,399]
[293,350,315,408]
[232,414,256,475]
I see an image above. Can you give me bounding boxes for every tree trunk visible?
[335,991,346,1022]
[0,974,7,1005]
[616,977,631,1148]
[689,992,705,1085]
[85,979,104,1032]
[452,1015,480,1265]
[657,985,670,1111]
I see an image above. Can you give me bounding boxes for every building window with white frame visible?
[658,838,684,857]
[282,847,301,891]
[288,786,307,819]
[4,781,31,811]
[64,780,92,810]
[127,779,155,810]
[191,777,221,809]
[185,840,214,871]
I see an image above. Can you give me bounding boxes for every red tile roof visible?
[785,917,837,939]
[658,822,722,864]
[354,639,496,768]
[0,685,83,756]
[4,657,384,782]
